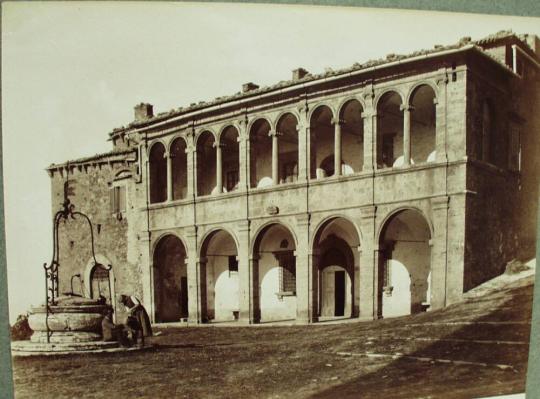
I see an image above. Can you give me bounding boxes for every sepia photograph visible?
[2,2,540,398]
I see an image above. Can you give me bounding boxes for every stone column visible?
[214,142,223,194]
[435,69,449,163]
[269,130,279,185]
[186,130,196,198]
[139,231,153,322]
[186,226,204,324]
[297,102,309,182]
[401,104,412,166]
[430,196,450,310]
[295,214,317,323]
[165,151,173,202]
[249,255,260,323]
[362,87,376,171]
[237,220,251,323]
[332,118,343,176]
[359,205,377,320]
[237,119,249,191]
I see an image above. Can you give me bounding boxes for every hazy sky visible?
[2,2,539,322]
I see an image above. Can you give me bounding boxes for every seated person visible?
[101,308,130,347]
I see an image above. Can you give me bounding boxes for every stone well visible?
[27,295,110,344]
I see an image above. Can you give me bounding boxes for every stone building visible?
[47,31,540,324]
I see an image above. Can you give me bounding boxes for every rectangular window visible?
[228,255,238,273]
[110,186,126,214]
[508,125,521,172]
[277,252,296,293]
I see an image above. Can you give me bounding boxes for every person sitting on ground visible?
[101,308,130,347]
[119,294,152,346]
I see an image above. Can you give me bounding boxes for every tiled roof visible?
[109,30,533,134]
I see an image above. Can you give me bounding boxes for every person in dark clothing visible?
[101,308,130,347]
[119,294,152,346]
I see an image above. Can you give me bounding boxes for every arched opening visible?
[410,85,436,164]
[250,119,272,188]
[276,113,299,184]
[171,137,188,200]
[313,217,360,319]
[252,224,297,322]
[200,230,239,322]
[220,126,240,192]
[377,91,403,168]
[378,209,431,318]
[149,142,167,203]
[197,131,216,196]
[153,235,188,323]
[90,264,112,304]
[339,100,364,174]
[310,105,334,179]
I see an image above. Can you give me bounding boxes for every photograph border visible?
[1,2,539,399]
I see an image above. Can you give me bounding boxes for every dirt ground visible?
[11,277,533,399]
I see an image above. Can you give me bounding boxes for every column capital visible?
[399,104,414,112]
[331,117,345,126]
[163,151,170,159]
[360,205,377,219]
[268,130,282,137]
[212,142,223,149]
[361,111,377,119]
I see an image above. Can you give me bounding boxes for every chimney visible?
[134,103,154,122]
[292,68,309,81]
[242,82,259,93]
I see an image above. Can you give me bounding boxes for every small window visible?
[508,124,521,171]
[276,251,296,293]
[110,186,126,214]
[228,255,238,272]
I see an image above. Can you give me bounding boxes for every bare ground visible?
[11,276,534,399]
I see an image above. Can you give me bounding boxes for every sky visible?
[2,2,540,322]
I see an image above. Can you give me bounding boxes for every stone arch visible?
[194,128,217,147]
[84,255,116,320]
[251,222,298,322]
[376,90,405,169]
[312,216,360,319]
[149,141,167,203]
[309,104,335,179]
[199,229,240,322]
[276,112,299,184]
[249,118,273,188]
[219,125,240,192]
[196,130,217,196]
[338,98,364,174]
[409,84,437,164]
[170,136,188,200]
[406,81,438,105]
[152,234,188,323]
[377,208,432,319]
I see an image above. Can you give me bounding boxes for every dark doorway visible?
[180,277,188,318]
[334,271,345,316]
